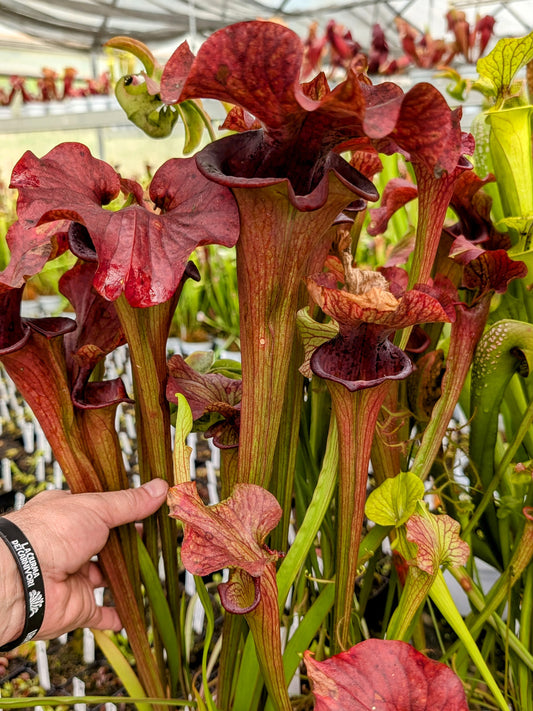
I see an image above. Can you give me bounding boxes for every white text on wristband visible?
[0,517,46,651]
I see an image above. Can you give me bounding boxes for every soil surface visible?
[1,635,134,709]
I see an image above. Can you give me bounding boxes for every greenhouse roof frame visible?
[0,0,530,56]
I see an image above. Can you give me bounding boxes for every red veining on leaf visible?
[166,354,241,448]
[59,261,132,409]
[450,235,527,294]
[304,271,454,391]
[159,21,403,196]
[218,568,261,614]
[367,178,418,236]
[406,513,470,575]
[305,639,469,710]
[307,271,455,331]
[2,143,239,307]
[167,482,282,577]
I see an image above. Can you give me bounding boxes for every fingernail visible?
[142,478,169,498]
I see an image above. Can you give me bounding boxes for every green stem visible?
[329,381,388,651]
[460,514,533,645]
[79,406,143,612]
[411,298,491,481]
[407,165,458,289]
[463,395,533,538]
[232,417,339,711]
[430,572,510,711]
[309,377,331,462]
[276,415,338,609]
[217,451,245,711]
[114,296,184,692]
[216,614,246,711]
[501,374,533,459]
[370,381,405,484]
[219,446,240,499]
[191,98,217,142]
[232,176,361,489]
[245,565,292,711]
[386,565,432,641]
[447,566,533,672]
[270,334,305,553]
[519,564,533,709]
[486,106,533,246]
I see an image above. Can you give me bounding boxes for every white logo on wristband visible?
[29,589,45,617]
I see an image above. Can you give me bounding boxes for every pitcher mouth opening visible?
[195,130,379,212]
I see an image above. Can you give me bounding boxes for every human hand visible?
[0,478,168,645]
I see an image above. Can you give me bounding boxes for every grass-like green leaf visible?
[92,629,152,711]
[137,536,181,695]
[173,393,194,484]
[194,575,218,711]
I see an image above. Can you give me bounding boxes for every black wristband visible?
[0,517,45,652]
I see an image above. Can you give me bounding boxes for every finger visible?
[88,605,123,632]
[87,561,106,588]
[83,479,169,529]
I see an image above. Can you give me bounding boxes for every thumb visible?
[95,478,169,529]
